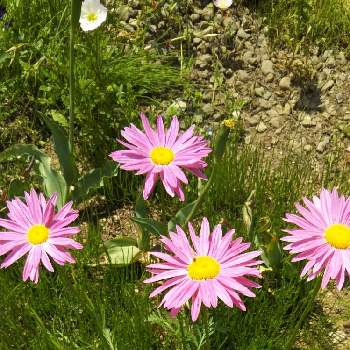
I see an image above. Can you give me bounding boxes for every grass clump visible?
[252,0,350,51]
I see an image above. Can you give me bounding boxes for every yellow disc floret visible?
[87,13,98,22]
[188,256,221,280]
[27,224,49,245]
[324,223,350,249]
[150,147,175,165]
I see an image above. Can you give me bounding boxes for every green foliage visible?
[254,0,350,51]
[0,144,67,208]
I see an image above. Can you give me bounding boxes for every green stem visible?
[285,277,322,350]
[69,0,76,153]
[203,308,211,350]
[184,162,217,227]
[178,313,187,350]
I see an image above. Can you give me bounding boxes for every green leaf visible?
[8,179,30,199]
[132,217,167,237]
[104,237,138,249]
[167,200,198,232]
[50,110,68,128]
[262,239,283,270]
[71,160,118,203]
[0,144,67,208]
[102,238,139,266]
[43,117,78,187]
[135,197,149,219]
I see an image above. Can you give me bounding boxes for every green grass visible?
[249,0,350,52]
[0,135,349,349]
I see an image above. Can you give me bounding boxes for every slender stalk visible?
[69,0,76,152]
[285,277,322,350]
[178,313,187,350]
[184,162,217,227]
[203,308,211,350]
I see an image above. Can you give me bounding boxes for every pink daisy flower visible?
[282,188,350,290]
[0,189,82,283]
[144,217,262,321]
[109,113,211,201]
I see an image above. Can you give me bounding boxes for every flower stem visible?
[285,277,322,350]
[178,313,187,350]
[69,0,76,153]
[184,125,230,226]
[203,308,211,350]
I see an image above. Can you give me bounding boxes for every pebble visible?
[202,103,214,115]
[246,115,260,126]
[255,87,265,97]
[301,115,316,127]
[237,28,250,39]
[236,70,249,82]
[316,136,330,153]
[270,116,284,129]
[279,76,291,90]
[261,60,274,75]
[256,121,268,133]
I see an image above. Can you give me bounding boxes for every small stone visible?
[301,115,316,127]
[237,28,250,39]
[256,121,267,133]
[336,93,344,104]
[279,76,291,90]
[258,98,273,109]
[242,51,255,65]
[321,80,335,92]
[316,137,330,153]
[261,60,274,75]
[304,145,313,152]
[236,70,249,82]
[255,87,265,97]
[325,56,336,67]
[265,73,274,82]
[246,115,260,126]
[270,116,284,129]
[337,52,347,64]
[283,103,292,115]
[202,103,214,115]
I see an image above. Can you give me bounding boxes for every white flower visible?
[213,0,233,10]
[79,0,107,32]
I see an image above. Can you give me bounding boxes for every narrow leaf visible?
[167,200,198,232]
[71,160,118,203]
[132,217,167,237]
[43,117,78,186]
[0,144,67,208]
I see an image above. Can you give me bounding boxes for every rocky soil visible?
[113,0,350,169]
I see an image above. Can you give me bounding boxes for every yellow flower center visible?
[149,147,174,165]
[187,256,221,280]
[27,224,49,245]
[87,13,98,22]
[324,223,350,249]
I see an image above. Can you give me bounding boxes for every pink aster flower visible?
[144,217,262,321]
[282,188,350,290]
[109,114,211,201]
[0,189,82,283]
